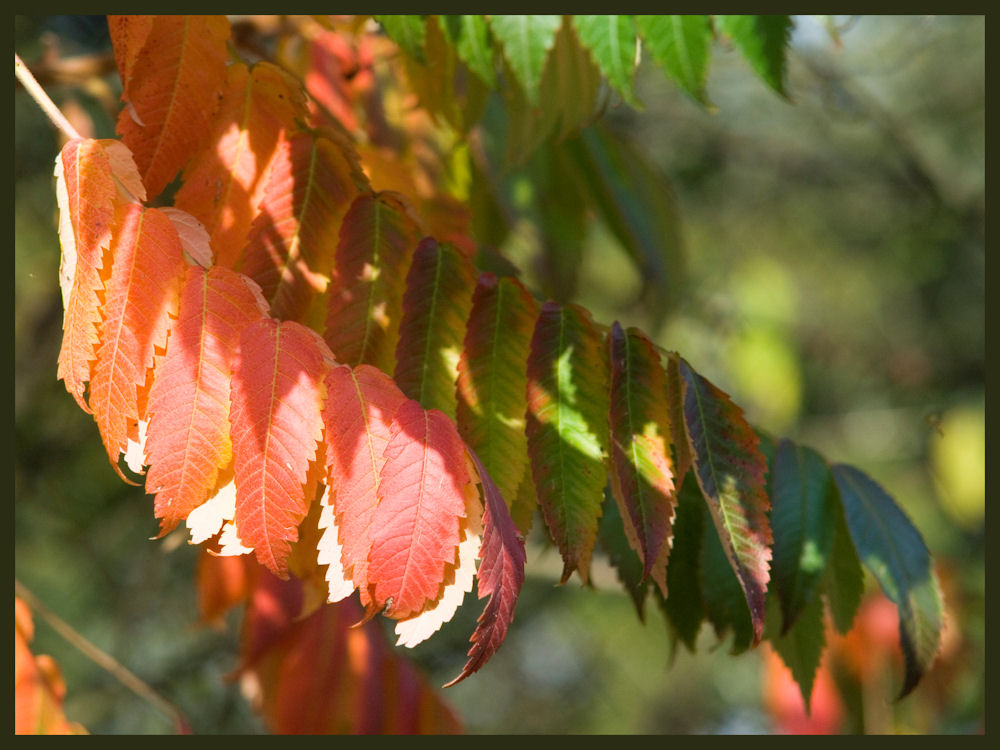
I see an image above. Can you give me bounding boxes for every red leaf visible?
[444,449,526,687]
[242,131,369,321]
[320,364,407,604]
[394,238,476,417]
[111,16,231,199]
[239,572,461,734]
[173,62,307,269]
[325,191,422,372]
[608,322,676,596]
[55,139,118,411]
[230,318,329,576]
[366,400,471,619]
[90,204,185,479]
[144,266,269,535]
[679,356,772,645]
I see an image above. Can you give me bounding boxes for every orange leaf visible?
[55,139,118,411]
[173,62,307,269]
[242,131,369,321]
[144,266,269,535]
[90,204,186,479]
[366,400,471,619]
[230,318,329,576]
[320,364,407,605]
[112,16,231,199]
[14,598,87,735]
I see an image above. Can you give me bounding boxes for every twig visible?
[14,580,191,734]
[14,51,82,141]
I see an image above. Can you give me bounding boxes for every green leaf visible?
[656,474,705,651]
[598,485,650,620]
[769,439,836,633]
[679,357,772,645]
[765,589,827,711]
[831,464,944,698]
[394,238,476,418]
[823,488,865,635]
[376,15,428,64]
[449,15,496,87]
[489,15,562,107]
[700,494,753,654]
[456,273,539,506]
[636,15,713,105]
[526,302,610,584]
[564,124,684,323]
[572,15,639,106]
[715,15,793,97]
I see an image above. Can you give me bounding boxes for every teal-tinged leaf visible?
[598,486,650,620]
[489,15,562,107]
[572,15,639,106]
[715,15,793,97]
[456,273,539,508]
[564,123,684,323]
[376,15,428,63]
[679,358,772,645]
[656,473,705,651]
[700,497,753,654]
[770,439,837,634]
[394,238,476,418]
[823,490,865,635]
[831,464,943,697]
[765,589,827,711]
[636,15,713,105]
[526,302,610,583]
[450,15,496,87]
[325,192,421,374]
[607,323,676,595]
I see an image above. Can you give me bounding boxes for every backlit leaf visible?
[445,448,526,687]
[320,364,407,605]
[489,15,562,107]
[700,500,753,654]
[765,588,827,710]
[572,15,639,106]
[173,62,307,269]
[144,266,269,535]
[449,15,496,87]
[769,439,836,633]
[679,357,772,645]
[230,318,329,576]
[367,400,471,619]
[635,15,712,105]
[55,139,118,411]
[394,238,476,418]
[242,131,369,321]
[526,302,609,583]
[715,15,793,97]
[456,273,539,508]
[831,464,943,697]
[90,204,185,480]
[376,15,428,64]
[111,15,231,198]
[325,192,422,372]
[607,323,676,595]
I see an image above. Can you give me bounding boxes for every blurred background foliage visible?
[14,15,983,733]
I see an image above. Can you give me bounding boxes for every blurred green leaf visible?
[572,15,639,106]
[831,464,944,698]
[445,15,496,87]
[376,15,427,63]
[489,15,562,107]
[715,15,793,97]
[636,15,713,105]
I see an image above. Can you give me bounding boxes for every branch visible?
[14,580,191,734]
[14,52,82,141]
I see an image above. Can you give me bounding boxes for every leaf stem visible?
[14,52,82,141]
[14,580,191,734]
